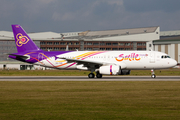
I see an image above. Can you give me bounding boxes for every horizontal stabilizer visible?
[8,54,29,60]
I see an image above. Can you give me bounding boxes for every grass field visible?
[0,81,180,120]
[0,69,179,76]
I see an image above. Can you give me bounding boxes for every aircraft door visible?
[149,52,155,63]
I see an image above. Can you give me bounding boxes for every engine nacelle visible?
[99,65,131,75]
[99,65,121,75]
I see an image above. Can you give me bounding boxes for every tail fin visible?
[11,25,40,53]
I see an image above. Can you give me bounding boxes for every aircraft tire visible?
[151,74,156,78]
[88,73,95,78]
[96,73,102,78]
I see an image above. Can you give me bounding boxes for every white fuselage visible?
[36,51,177,70]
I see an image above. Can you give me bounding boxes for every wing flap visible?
[58,57,127,69]
[60,58,104,65]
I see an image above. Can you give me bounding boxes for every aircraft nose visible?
[171,59,177,67]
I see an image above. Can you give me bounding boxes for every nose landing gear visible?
[151,69,156,78]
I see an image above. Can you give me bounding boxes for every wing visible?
[59,57,103,69]
[59,57,127,70]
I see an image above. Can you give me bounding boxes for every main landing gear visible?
[96,71,102,78]
[88,73,95,78]
[88,72,102,78]
[151,69,156,78]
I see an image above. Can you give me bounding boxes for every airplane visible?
[8,25,177,78]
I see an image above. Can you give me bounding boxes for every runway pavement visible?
[0,76,180,81]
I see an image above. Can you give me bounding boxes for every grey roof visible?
[87,27,158,36]
[0,26,159,41]
[65,26,159,40]
[160,30,180,36]
[0,31,14,40]
[153,36,180,44]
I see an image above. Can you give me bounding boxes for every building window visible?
[87,42,92,45]
[40,47,46,50]
[47,42,53,45]
[93,43,99,45]
[67,42,72,45]
[60,42,66,45]
[125,43,131,46]
[106,48,111,50]
[47,47,53,50]
[87,48,92,50]
[60,47,66,50]
[74,42,79,45]
[100,48,105,50]
[100,43,105,46]
[54,42,59,45]
[54,47,59,51]
[112,43,118,46]
[119,43,124,46]
[40,42,46,45]
[73,48,79,50]
[119,48,124,50]
[137,48,143,50]
[112,48,118,50]
[69,48,73,50]
[149,44,151,47]
[93,48,99,50]
[106,43,111,45]
[125,48,130,50]
[137,43,142,46]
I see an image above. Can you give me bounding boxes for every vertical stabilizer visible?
[11,25,40,53]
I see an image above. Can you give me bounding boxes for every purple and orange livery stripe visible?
[110,65,113,75]
[65,51,107,68]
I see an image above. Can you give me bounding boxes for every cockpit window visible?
[161,55,170,59]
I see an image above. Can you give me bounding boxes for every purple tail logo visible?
[16,33,29,47]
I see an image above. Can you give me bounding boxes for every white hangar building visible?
[0,26,179,69]
[154,30,180,64]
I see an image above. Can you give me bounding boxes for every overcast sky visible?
[1,0,180,33]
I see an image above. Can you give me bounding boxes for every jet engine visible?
[99,65,121,75]
[99,65,131,75]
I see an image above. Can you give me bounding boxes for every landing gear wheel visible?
[88,73,95,78]
[96,73,102,78]
[151,69,156,78]
[151,74,156,78]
